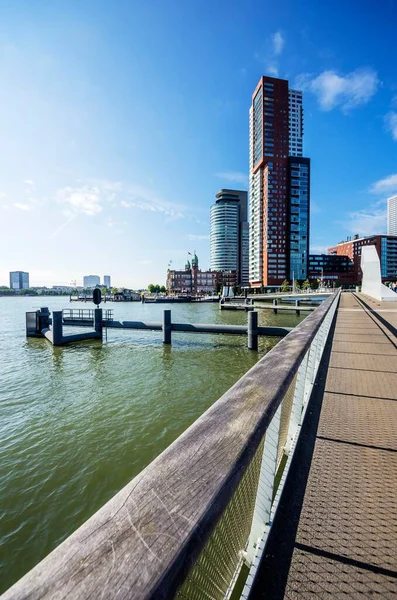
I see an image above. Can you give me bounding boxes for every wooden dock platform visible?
[249,291,397,598]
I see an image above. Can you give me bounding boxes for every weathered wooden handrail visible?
[6,292,339,600]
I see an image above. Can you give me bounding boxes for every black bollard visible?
[163,310,172,344]
[248,311,258,350]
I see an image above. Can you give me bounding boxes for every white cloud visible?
[267,64,279,77]
[346,207,386,236]
[215,171,248,187]
[57,185,103,216]
[370,173,397,195]
[310,245,329,254]
[24,179,35,187]
[385,111,397,141]
[120,200,130,208]
[272,31,285,55]
[296,68,379,112]
[14,202,33,211]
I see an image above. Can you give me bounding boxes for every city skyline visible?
[0,1,396,288]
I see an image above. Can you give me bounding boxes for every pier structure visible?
[27,307,293,349]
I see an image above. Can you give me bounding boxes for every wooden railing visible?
[5,292,340,600]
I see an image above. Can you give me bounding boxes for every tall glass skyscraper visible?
[288,157,310,280]
[387,195,397,235]
[210,189,249,286]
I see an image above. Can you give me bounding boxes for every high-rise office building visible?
[104,275,111,288]
[288,157,310,280]
[249,76,309,287]
[289,90,303,157]
[9,271,29,289]
[83,275,100,288]
[387,195,397,235]
[210,189,249,286]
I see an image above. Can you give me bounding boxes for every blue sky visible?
[0,0,396,288]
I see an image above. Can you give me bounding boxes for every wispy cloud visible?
[215,171,248,187]
[272,31,285,55]
[267,64,279,77]
[187,234,209,241]
[296,68,379,112]
[14,202,34,211]
[345,206,386,236]
[370,173,397,195]
[255,31,286,79]
[49,215,77,239]
[385,111,397,141]
[310,244,329,254]
[57,185,103,216]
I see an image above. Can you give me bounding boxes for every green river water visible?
[0,296,305,593]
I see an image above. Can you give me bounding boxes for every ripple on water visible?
[0,297,305,593]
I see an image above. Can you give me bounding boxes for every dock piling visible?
[295,299,301,316]
[273,299,278,314]
[94,308,103,340]
[248,311,258,350]
[52,311,63,346]
[163,310,172,344]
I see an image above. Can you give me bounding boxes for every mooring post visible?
[52,311,63,346]
[295,299,301,316]
[163,309,172,344]
[94,308,103,340]
[248,310,258,350]
[273,298,278,314]
[37,307,50,333]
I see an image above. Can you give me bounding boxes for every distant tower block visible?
[104,275,111,288]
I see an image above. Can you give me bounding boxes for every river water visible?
[0,296,305,593]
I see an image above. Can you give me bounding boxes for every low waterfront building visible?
[308,254,353,284]
[166,254,237,295]
[328,234,397,283]
[9,271,29,289]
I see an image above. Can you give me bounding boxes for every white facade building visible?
[249,104,264,284]
[387,195,397,235]
[289,89,303,157]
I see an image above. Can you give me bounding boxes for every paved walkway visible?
[250,292,397,599]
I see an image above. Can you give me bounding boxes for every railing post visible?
[52,311,63,346]
[94,308,103,340]
[295,299,300,316]
[285,350,308,454]
[163,310,172,344]
[273,298,278,314]
[246,405,281,564]
[248,311,258,350]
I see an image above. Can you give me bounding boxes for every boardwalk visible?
[250,292,397,599]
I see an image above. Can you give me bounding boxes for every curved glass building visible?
[210,189,248,286]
